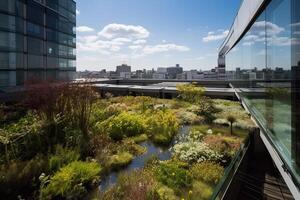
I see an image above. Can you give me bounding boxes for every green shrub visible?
[155,185,178,200]
[49,145,80,172]
[190,181,213,200]
[155,162,192,193]
[176,83,205,103]
[0,112,44,163]
[131,133,148,143]
[104,103,128,117]
[109,152,133,170]
[203,135,242,158]
[196,96,220,123]
[190,162,224,185]
[40,161,101,199]
[0,155,49,200]
[106,112,146,140]
[101,168,158,200]
[173,141,222,164]
[146,110,179,145]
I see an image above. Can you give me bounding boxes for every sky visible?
[75,0,241,72]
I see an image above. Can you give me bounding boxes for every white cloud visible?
[98,23,150,39]
[133,39,147,44]
[242,41,254,46]
[251,21,284,36]
[128,45,143,50]
[112,37,132,44]
[143,43,190,55]
[76,26,94,33]
[76,9,80,15]
[202,30,229,42]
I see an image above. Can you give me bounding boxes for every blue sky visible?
[76,0,241,71]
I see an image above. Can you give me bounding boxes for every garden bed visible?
[0,83,255,200]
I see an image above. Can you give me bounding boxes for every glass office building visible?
[0,0,76,87]
[220,0,300,196]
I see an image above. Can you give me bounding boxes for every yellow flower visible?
[189,190,193,195]
[172,172,175,176]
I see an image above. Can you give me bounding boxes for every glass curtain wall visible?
[226,0,300,185]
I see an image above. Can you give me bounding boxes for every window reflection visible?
[225,0,300,184]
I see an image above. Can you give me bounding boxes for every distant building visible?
[120,72,131,79]
[167,64,183,79]
[116,64,131,76]
[153,73,166,79]
[186,70,204,80]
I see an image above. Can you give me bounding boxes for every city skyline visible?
[76,0,241,71]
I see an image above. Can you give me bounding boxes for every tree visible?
[227,115,237,135]
[176,83,205,103]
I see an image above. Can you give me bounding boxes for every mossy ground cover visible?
[0,84,254,200]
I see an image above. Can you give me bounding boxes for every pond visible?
[98,125,191,191]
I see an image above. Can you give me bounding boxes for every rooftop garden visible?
[0,82,255,200]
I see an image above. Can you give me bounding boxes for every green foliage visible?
[101,168,158,200]
[109,152,133,170]
[131,133,148,143]
[146,110,179,145]
[190,181,213,200]
[173,141,223,164]
[190,162,224,185]
[0,112,44,163]
[203,135,242,159]
[196,96,220,123]
[155,162,192,193]
[0,155,49,200]
[49,145,80,172]
[155,185,178,200]
[40,161,101,200]
[227,115,237,135]
[104,103,129,117]
[177,83,205,103]
[106,112,146,140]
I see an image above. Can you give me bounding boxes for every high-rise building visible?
[116,64,131,76]
[219,0,300,198]
[167,64,183,79]
[0,0,76,87]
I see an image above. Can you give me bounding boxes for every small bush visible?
[146,110,179,145]
[109,152,133,170]
[106,112,146,140]
[104,103,128,117]
[101,169,158,200]
[40,161,101,199]
[155,185,178,200]
[173,141,222,164]
[177,83,205,103]
[190,181,213,200]
[155,162,192,193]
[0,155,49,200]
[131,133,148,143]
[190,162,224,185]
[49,145,80,172]
[203,135,242,158]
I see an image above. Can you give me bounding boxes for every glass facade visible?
[225,0,300,186]
[0,0,76,87]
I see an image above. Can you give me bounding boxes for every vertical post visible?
[291,0,300,167]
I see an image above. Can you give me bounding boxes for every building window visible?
[28,54,44,69]
[27,22,44,38]
[27,1,44,25]
[27,37,44,55]
[0,31,23,51]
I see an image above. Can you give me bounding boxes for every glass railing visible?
[210,135,251,200]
